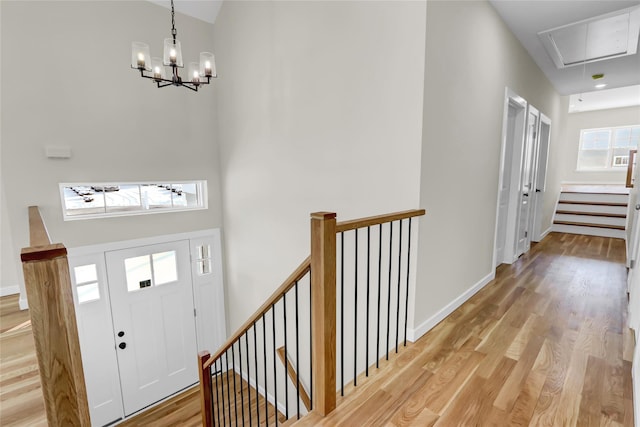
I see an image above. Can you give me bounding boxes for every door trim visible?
[68,229,220,257]
[493,87,527,268]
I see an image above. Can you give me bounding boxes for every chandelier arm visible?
[138,72,176,85]
[180,83,199,92]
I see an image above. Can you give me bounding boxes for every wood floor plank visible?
[578,355,607,427]
[494,334,545,412]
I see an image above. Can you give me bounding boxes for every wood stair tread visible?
[558,200,628,207]
[553,220,625,230]
[555,210,626,218]
[560,191,629,195]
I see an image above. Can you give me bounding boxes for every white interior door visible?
[530,114,551,242]
[516,106,539,257]
[105,240,198,416]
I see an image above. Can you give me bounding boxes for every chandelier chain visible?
[170,0,177,40]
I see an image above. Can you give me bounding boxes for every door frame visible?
[493,87,528,268]
[68,228,225,425]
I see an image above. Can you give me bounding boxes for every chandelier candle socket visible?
[130,0,217,92]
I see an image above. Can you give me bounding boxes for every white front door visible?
[516,107,539,257]
[105,240,198,416]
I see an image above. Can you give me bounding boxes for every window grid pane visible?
[78,283,100,303]
[125,255,152,292]
[152,251,178,285]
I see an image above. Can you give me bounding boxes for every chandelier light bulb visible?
[137,52,145,68]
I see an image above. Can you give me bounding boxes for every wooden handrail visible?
[336,209,426,233]
[20,206,91,426]
[276,346,312,411]
[27,205,53,246]
[21,206,67,262]
[627,149,637,188]
[28,206,52,246]
[204,256,311,369]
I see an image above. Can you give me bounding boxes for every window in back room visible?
[577,125,640,171]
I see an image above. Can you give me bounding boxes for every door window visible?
[124,250,178,291]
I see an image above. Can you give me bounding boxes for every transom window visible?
[577,125,640,171]
[59,181,207,220]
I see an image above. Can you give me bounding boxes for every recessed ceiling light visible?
[595,83,608,89]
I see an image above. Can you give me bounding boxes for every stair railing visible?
[198,209,425,427]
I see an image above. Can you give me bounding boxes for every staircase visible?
[552,185,629,239]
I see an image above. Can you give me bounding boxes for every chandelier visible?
[131,0,216,92]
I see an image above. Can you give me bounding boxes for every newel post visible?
[20,208,91,426]
[310,212,337,416]
[198,351,213,427]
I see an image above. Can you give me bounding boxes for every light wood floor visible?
[0,232,635,426]
[0,294,46,426]
[296,232,635,426]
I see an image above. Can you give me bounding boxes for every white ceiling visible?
[489,0,640,96]
[568,84,640,112]
[148,0,223,25]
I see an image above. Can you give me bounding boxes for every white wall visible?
[0,1,222,302]
[212,1,426,331]
[0,1,17,296]
[412,0,563,334]
[557,104,640,184]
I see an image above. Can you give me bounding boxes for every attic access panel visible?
[538,6,640,68]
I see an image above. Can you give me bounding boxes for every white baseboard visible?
[19,296,29,310]
[406,271,495,343]
[0,285,20,297]
[540,227,552,240]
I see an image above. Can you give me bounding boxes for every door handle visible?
[119,342,127,350]
[523,193,529,197]
[636,204,640,211]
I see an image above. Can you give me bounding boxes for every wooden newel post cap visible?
[311,212,336,220]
